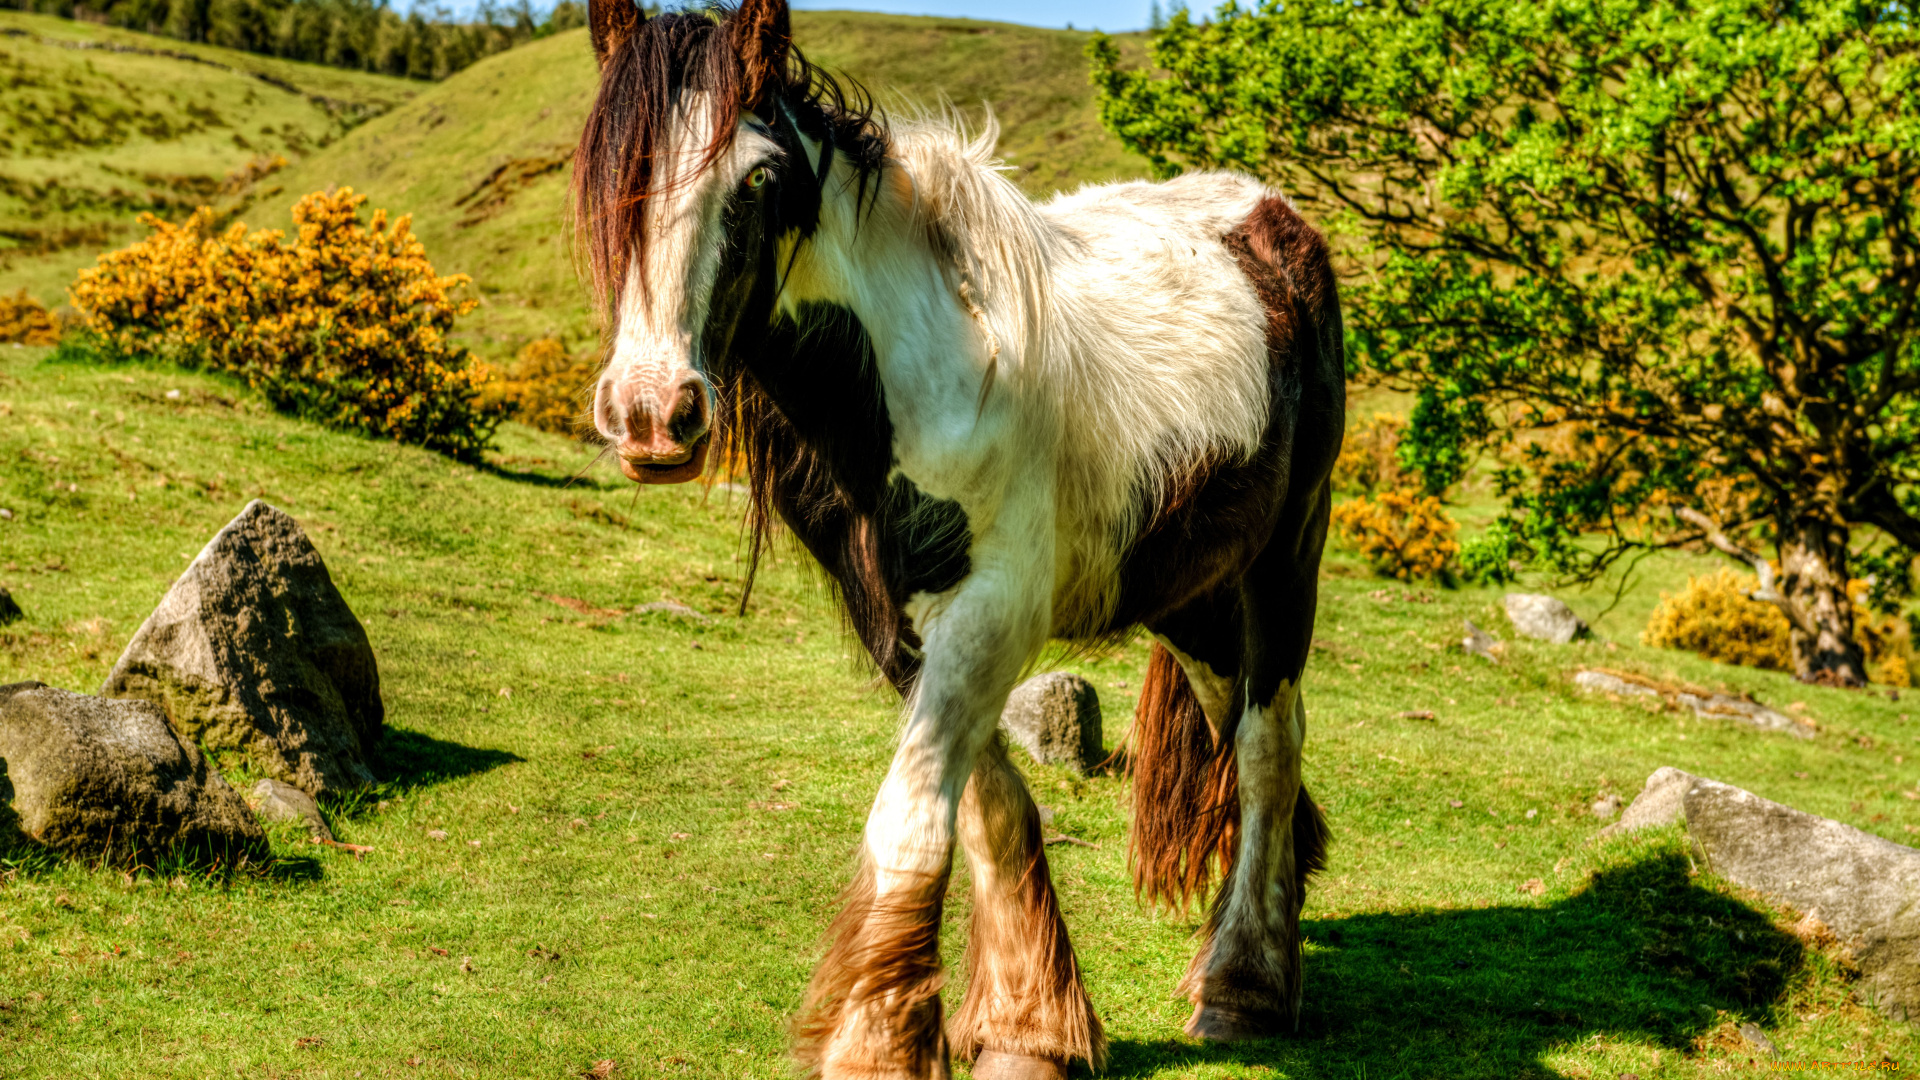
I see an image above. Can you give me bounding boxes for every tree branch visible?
[1673,506,1815,636]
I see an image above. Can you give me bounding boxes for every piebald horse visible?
[574,1,1344,1075]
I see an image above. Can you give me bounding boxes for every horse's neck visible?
[775,129,1050,509]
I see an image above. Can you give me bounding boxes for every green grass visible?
[3,349,1918,1077]
[0,10,417,310]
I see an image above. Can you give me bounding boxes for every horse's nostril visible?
[668,374,711,444]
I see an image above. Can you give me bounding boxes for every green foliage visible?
[1089,0,1920,593]
[1,0,574,80]
[1458,517,1523,585]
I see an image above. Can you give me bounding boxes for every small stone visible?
[426,829,448,842]
[251,778,333,842]
[0,682,267,864]
[1572,670,1660,698]
[632,601,708,622]
[1591,795,1622,820]
[1525,808,1538,819]
[101,500,383,795]
[0,587,20,626]
[1504,593,1589,644]
[1000,672,1103,774]
[0,508,12,520]
[164,389,181,400]
[1461,620,1502,662]
[1448,799,1464,809]
[1738,1022,1776,1055]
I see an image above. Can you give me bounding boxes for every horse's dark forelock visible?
[570,4,885,319]
[573,11,740,312]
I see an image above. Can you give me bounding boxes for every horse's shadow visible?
[1102,852,1802,1079]
[315,727,523,821]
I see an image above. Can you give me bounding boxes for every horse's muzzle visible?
[604,369,712,485]
[618,432,711,484]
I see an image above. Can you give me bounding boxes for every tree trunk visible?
[1777,514,1868,687]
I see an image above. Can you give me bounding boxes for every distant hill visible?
[249,12,1154,363]
[0,9,416,306]
[0,10,1150,365]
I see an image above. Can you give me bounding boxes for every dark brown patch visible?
[1126,643,1240,913]
[793,861,950,1078]
[1105,196,1339,635]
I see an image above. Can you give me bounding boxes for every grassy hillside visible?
[3,348,1918,1076]
[0,10,417,308]
[250,13,1153,363]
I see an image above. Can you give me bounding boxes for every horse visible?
[571,1,1345,1075]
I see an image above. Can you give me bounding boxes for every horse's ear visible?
[731,0,792,112]
[590,0,644,65]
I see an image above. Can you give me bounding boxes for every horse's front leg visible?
[949,736,1105,1079]
[799,532,1051,1080]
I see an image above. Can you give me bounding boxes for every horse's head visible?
[575,0,844,484]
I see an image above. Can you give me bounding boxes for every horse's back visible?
[1037,172,1343,637]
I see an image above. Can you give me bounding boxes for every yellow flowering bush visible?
[0,290,60,345]
[1333,412,1412,493]
[483,338,592,435]
[1643,570,1912,685]
[1642,568,1794,671]
[68,189,499,459]
[1331,489,1460,580]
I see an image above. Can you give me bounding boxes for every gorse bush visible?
[1332,490,1459,581]
[1333,412,1412,494]
[1643,568,1794,672]
[1643,570,1913,685]
[69,188,499,459]
[483,337,590,436]
[0,290,60,345]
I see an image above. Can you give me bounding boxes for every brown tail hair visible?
[1128,643,1240,913]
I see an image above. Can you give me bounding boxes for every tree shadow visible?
[1102,852,1803,1079]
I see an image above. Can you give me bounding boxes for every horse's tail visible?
[1127,642,1240,913]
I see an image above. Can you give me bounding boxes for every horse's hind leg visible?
[949,736,1104,1078]
[1183,489,1333,1040]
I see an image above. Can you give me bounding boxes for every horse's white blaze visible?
[596,96,776,444]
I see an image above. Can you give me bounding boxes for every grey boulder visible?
[102,500,382,795]
[1001,672,1103,774]
[1504,593,1589,644]
[1608,767,1920,1021]
[251,777,333,842]
[0,681,267,864]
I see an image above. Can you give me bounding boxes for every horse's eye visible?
[745,167,769,190]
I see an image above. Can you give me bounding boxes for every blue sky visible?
[787,0,1155,31]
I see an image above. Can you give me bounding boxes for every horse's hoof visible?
[972,1050,1068,1080]
[1185,1002,1285,1042]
